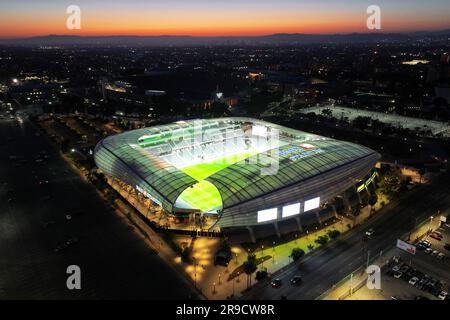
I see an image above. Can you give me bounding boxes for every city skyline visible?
[1,0,450,39]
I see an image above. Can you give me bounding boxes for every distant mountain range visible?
[1,30,450,46]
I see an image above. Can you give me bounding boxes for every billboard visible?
[396,239,416,255]
[304,197,320,212]
[282,202,300,218]
[257,208,277,223]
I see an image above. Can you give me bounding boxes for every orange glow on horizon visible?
[1,5,449,39]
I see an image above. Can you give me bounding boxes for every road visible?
[243,170,450,300]
[0,115,198,299]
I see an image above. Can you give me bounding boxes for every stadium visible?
[94,118,380,239]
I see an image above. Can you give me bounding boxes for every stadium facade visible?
[94,118,380,234]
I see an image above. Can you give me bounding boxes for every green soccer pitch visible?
[177,150,258,212]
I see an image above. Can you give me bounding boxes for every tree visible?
[352,116,371,130]
[327,230,341,240]
[290,248,305,262]
[418,168,425,184]
[255,270,268,282]
[315,235,329,245]
[368,193,378,216]
[321,108,333,118]
[243,253,258,289]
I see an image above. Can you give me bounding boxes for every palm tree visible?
[243,253,257,289]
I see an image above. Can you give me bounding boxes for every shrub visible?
[315,235,329,245]
[255,270,268,281]
[327,230,341,239]
[290,248,305,261]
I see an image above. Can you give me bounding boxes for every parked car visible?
[437,253,445,260]
[392,265,401,272]
[438,291,448,300]
[431,250,439,257]
[400,265,410,273]
[393,271,403,279]
[425,248,433,254]
[417,276,429,290]
[409,277,419,286]
[430,232,443,241]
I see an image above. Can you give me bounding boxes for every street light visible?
[193,257,197,288]
[212,282,216,294]
[218,273,221,285]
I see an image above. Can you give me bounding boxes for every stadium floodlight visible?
[257,208,277,223]
[282,202,300,218]
[304,197,320,212]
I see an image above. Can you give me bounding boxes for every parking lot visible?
[348,221,450,300]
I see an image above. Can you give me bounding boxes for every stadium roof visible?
[94,117,379,213]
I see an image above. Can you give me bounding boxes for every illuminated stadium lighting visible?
[257,208,278,223]
[252,125,268,137]
[304,197,320,212]
[282,203,300,218]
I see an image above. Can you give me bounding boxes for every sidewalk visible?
[189,221,352,300]
[320,247,394,300]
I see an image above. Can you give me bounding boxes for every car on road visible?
[290,276,302,285]
[65,214,72,221]
[393,271,403,279]
[66,237,79,246]
[271,279,282,288]
[365,228,375,237]
[409,277,419,286]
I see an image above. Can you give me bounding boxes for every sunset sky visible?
[1,0,450,38]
